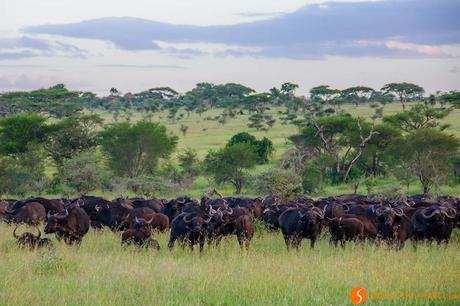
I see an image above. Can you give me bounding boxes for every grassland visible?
[91,102,460,198]
[0,223,459,305]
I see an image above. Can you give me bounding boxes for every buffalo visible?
[13,225,53,250]
[411,205,457,245]
[327,217,364,247]
[278,207,325,250]
[121,216,160,250]
[168,211,212,253]
[3,201,46,225]
[375,206,412,249]
[44,204,90,245]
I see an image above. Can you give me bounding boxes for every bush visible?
[127,176,171,198]
[60,150,110,195]
[301,163,323,194]
[0,145,48,197]
[253,169,302,203]
[227,132,274,164]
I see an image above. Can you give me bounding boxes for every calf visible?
[13,225,53,250]
[121,217,160,250]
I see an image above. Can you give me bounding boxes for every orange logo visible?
[350,287,367,304]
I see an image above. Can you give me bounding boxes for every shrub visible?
[253,169,302,203]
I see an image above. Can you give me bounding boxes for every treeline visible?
[1,82,459,130]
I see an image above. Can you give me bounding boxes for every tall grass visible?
[0,223,458,305]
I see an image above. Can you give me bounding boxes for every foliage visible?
[204,143,258,194]
[439,91,460,108]
[0,113,48,156]
[0,84,82,117]
[291,114,378,182]
[227,132,274,164]
[127,175,172,198]
[388,128,460,194]
[46,114,103,165]
[99,120,178,177]
[60,150,109,195]
[301,161,324,194]
[178,148,201,178]
[383,104,451,132]
[252,169,302,202]
[381,82,424,110]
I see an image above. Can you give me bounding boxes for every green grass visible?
[0,223,459,305]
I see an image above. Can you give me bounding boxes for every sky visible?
[0,0,459,95]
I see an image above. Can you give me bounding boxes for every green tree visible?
[46,114,103,166]
[381,82,425,110]
[204,143,258,194]
[341,86,374,106]
[291,114,378,182]
[383,104,451,132]
[0,113,48,156]
[99,120,178,177]
[439,91,460,108]
[388,129,459,194]
[178,148,200,178]
[253,169,302,203]
[227,132,274,164]
[60,150,109,195]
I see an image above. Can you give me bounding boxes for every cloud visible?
[450,66,459,73]
[354,40,451,58]
[97,64,185,69]
[0,74,91,90]
[0,36,86,60]
[24,0,460,59]
[0,74,59,89]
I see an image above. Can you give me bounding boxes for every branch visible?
[343,121,379,181]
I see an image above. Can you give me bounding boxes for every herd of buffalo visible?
[0,194,459,252]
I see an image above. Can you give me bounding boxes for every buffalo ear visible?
[338,217,343,223]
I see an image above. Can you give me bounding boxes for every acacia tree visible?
[383,104,451,132]
[204,143,257,194]
[388,128,459,194]
[341,86,374,107]
[46,114,104,166]
[99,120,178,177]
[440,91,460,108]
[291,114,378,182]
[381,82,425,110]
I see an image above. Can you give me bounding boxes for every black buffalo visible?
[278,207,325,250]
[168,211,212,253]
[44,204,90,245]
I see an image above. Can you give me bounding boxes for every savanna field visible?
[0,103,459,305]
[0,224,459,305]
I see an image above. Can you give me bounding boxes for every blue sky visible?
[0,0,459,94]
